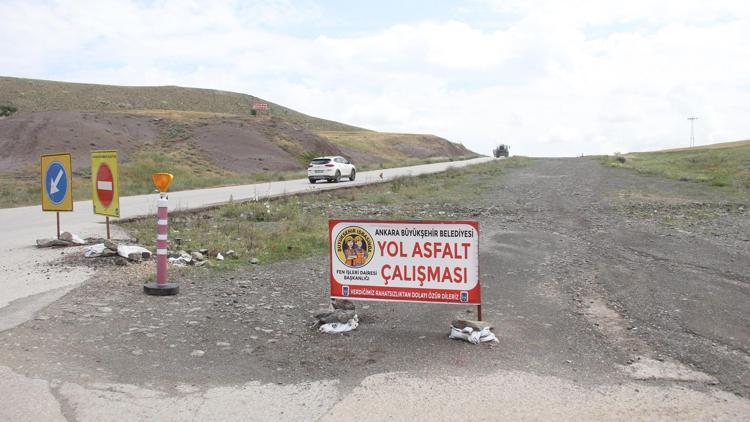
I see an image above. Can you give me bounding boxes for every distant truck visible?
[493,144,510,158]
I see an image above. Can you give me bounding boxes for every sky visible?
[2,0,749,157]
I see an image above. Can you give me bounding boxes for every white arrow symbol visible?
[50,169,63,195]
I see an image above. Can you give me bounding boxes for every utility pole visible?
[687,117,698,147]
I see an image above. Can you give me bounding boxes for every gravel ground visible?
[1,157,748,403]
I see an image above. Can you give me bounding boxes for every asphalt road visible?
[1,157,748,421]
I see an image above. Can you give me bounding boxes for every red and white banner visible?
[252,102,269,110]
[329,220,480,304]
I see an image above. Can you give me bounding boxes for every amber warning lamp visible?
[152,173,174,193]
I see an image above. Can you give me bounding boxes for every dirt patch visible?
[191,120,300,173]
[0,255,500,389]
[0,111,159,171]
[3,157,748,402]
[0,110,472,176]
[620,357,719,383]
[191,116,350,173]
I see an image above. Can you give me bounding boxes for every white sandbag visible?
[449,325,498,344]
[319,315,359,333]
[84,243,107,258]
[477,327,499,343]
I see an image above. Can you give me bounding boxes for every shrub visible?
[0,105,17,117]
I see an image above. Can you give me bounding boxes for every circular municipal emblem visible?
[335,226,374,268]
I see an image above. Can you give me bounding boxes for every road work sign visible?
[91,150,119,217]
[40,153,73,211]
[329,220,480,304]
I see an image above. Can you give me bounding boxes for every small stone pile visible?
[314,299,359,333]
[168,248,238,267]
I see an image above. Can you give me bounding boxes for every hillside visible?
[0,76,361,132]
[602,140,750,191]
[0,77,476,207]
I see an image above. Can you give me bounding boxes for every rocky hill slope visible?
[0,77,474,175]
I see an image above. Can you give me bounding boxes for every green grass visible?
[0,149,304,208]
[119,157,527,267]
[599,141,750,192]
[356,155,475,172]
[0,151,487,208]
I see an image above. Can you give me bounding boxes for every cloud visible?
[1,0,749,156]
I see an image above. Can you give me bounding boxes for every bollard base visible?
[143,282,179,296]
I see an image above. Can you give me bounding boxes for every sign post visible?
[144,173,179,296]
[40,153,74,238]
[91,150,120,239]
[329,220,481,318]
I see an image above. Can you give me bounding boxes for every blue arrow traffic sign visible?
[45,160,69,205]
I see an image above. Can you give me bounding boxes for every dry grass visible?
[317,130,475,163]
[113,109,239,121]
[0,76,362,132]
[600,140,750,193]
[656,140,750,153]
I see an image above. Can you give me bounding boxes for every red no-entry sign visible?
[96,163,114,207]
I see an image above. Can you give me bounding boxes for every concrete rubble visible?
[36,232,86,248]
[83,240,152,264]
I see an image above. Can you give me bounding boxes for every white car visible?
[307,156,356,183]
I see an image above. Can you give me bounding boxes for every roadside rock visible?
[314,309,356,324]
[104,239,119,250]
[60,232,86,245]
[101,248,118,257]
[332,299,356,311]
[168,252,192,266]
[191,251,204,262]
[36,238,74,248]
